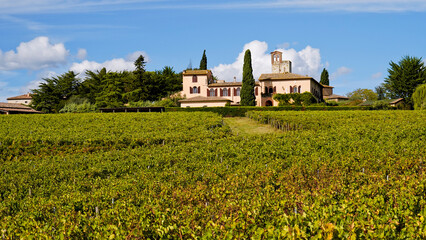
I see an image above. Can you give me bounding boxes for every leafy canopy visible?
[412,84,426,110]
[347,88,378,101]
[384,56,426,106]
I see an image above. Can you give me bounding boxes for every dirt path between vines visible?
[223,117,281,136]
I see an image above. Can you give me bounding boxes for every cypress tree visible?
[320,68,329,85]
[240,49,256,106]
[199,50,207,70]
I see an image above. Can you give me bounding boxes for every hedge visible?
[166,106,369,117]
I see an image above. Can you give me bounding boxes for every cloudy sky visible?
[1,0,426,100]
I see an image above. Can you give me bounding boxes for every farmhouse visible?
[7,93,33,105]
[180,51,331,107]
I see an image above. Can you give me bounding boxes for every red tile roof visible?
[259,72,312,81]
[0,102,40,114]
[6,93,32,100]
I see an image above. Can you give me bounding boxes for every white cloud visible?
[69,51,149,74]
[126,51,150,62]
[371,72,382,79]
[77,49,87,60]
[331,66,353,80]
[0,36,69,71]
[212,40,323,82]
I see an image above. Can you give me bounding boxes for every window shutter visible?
[255,87,258,96]
[274,86,276,93]
[207,89,210,96]
[220,88,223,97]
[215,89,218,96]
[228,88,231,96]
[190,87,193,94]
[193,75,197,82]
[198,86,200,94]
[298,86,301,93]
[290,86,293,93]
[234,88,236,96]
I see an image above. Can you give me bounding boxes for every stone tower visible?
[271,51,292,73]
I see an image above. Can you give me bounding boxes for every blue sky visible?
[1,0,426,101]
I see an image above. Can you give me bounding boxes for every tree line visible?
[320,56,426,109]
[31,55,183,113]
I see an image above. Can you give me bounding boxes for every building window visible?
[210,88,216,97]
[193,86,198,94]
[269,87,273,94]
[223,88,228,96]
[293,85,298,93]
[192,75,197,83]
[236,88,240,96]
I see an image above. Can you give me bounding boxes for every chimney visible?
[233,76,236,83]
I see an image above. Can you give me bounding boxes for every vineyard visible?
[0,111,425,239]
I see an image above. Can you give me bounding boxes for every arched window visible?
[210,88,215,97]
[236,88,240,96]
[265,87,268,93]
[223,88,228,96]
[294,85,298,93]
[193,86,198,94]
[269,87,273,94]
[192,75,197,83]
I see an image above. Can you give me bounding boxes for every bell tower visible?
[271,51,292,73]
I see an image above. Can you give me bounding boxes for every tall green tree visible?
[79,68,107,103]
[129,55,148,101]
[320,68,329,85]
[240,49,256,106]
[31,71,80,113]
[95,71,128,108]
[384,56,426,106]
[199,50,207,70]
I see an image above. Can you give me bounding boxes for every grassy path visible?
[223,117,281,136]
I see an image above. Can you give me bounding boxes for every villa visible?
[180,51,335,107]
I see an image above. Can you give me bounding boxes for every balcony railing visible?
[261,93,274,97]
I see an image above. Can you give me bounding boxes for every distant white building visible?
[180,51,330,107]
[7,93,33,105]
